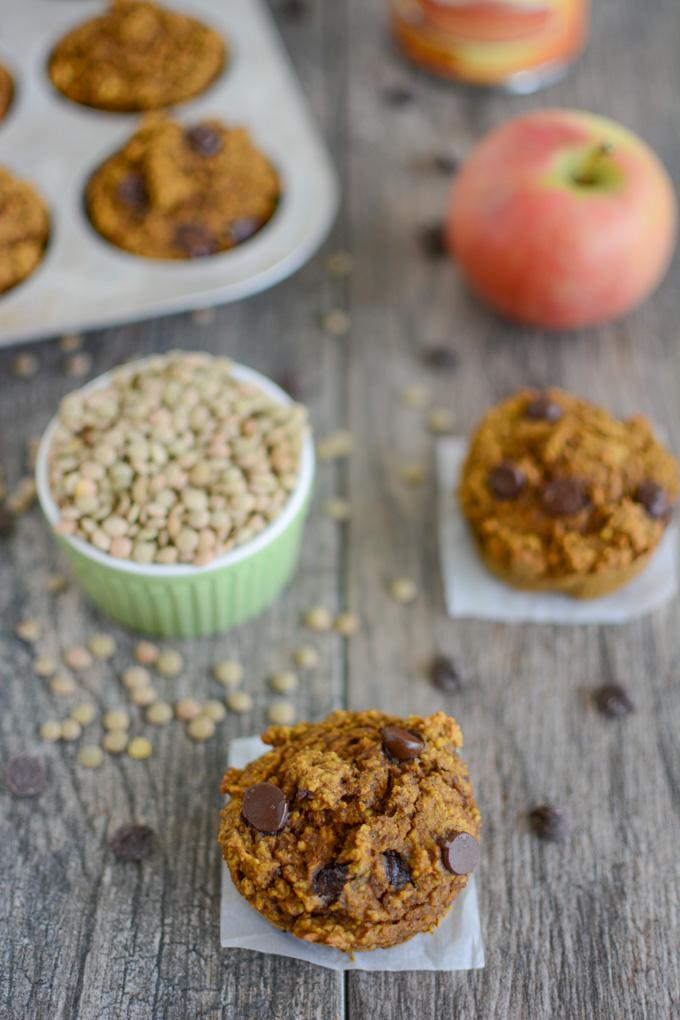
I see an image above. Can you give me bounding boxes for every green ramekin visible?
[35,360,314,638]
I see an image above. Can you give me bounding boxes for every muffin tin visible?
[0,0,338,347]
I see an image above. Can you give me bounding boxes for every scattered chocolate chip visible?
[242,782,289,834]
[634,481,670,520]
[381,725,425,761]
[540,477,588,517]
[230,217,261,245]
[109,823,155,862]
[295,787,311,802]
[528,805,569,842]
[174,223,219,258]
[280,0,308,20]
[593,683,635,719]
[432,152,460,175]
[441,832,479,875]
[184,123,222,157]
[420,345,459,370]
[383,85,415,107]
[488,462,526,500]
[429,654,463,693]
[116,173,147,213]
[0,503,15,539]
[4,754,46,797]
[419,222,447,259]
[383,850,411,889]
[525,393,562,422]
[314,862,348,902]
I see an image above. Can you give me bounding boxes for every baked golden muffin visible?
[0,168,50,294]
[48,0,226,112]
[0,65,13,123]
[86,115,280,259]
[459,388,680,599]
[219,710,481,953]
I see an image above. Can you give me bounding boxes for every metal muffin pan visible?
[0,0,338,347]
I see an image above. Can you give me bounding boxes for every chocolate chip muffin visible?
[0,168,50,294]
[218,709,481,953]
[48,0,226,112]
[459,388,680,599]
[0,65,13,123]
[86,115,280,260]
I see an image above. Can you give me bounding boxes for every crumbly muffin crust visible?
[459,388,679,596]
[0,168,50,295]
[219,709,480,953]
[0,65,13,123]
[86,115,279,260]
[48,0,226,112]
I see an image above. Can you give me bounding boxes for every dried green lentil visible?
[271,671,299,694]
[213,660,243,688]
[226,690,253,714]
[16,619,41,643]
[64,647,93,671]
[131,686,157,707]
[50,673,76,697]
[103,730,128,754]
[127,736,152,760]
[61,718,82,742]
[175,697,201,721]
[103,709,130,732]
[88,633,116,660]
[135,641,159,666]
[303,606,333,632]
[187,715,216,741]
[79,745,104,769]
[156,649,183,678]
[33,655,57,678]
[267,700,296,725]
[40,720,62,742]
[389,577,419,604]
[121,666,151,690]
[202,699,227,722]
[293,645,320,669]
[334,611,360,636]
[146,701,173,726]
[324,498,351,521]
[71,702,96,726]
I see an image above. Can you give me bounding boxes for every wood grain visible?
[1,0,680,1016]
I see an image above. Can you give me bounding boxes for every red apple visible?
[447,110,677,330]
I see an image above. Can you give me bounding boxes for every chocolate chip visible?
[634,482,670,520]
[429,654,463,693]
[441,832,479,875]
[420,345,459,370]
[230,218,261,245]
[109,823,155,861]
[116,173,147,213]
[528,805,569,842]
[242,782,289,834]
[594,683,635,719]
[383,85,415,107]
[174,223,219,258]
[488,462,526,500]
[540,477,588,517]
[0,503,15,539]
[314,862,348,902]
[525,393,562,422]
[184,123,222,157]
[4,754,45,797]
[383,850,411,889]
[419,222,447,259]
[381,725,425,761]
[432,152,460,175]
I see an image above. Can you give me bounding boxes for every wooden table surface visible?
[2,0,679,1017]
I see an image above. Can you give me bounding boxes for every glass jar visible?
[390,0,589,93]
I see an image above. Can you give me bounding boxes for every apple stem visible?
[574,142,613,186]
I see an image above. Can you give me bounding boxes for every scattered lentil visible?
[271,670,298,694]
[321,308,351,336]
[50,673,76,696]
[401,384,431,409]
[40,720,62,742]
[293,645,320,669]
[103,709,130,731]
[121,666,151,690]
[146,701,173,725]
[16,618,41,643]
[103,730,128,754]
[7,477,37,514]
[156,649,184,678]
[334,611,360,636]
[64,646,93,671]
[202,699,227,722]
[12,353,39,378]
[58,332,82,353]
[45,573,68,594]
[389,577,419,604]
[79,745,104,769]
[324,498,351,521]
[71,702,96,726]
[33,655,57,678]
[61,718,82,742]
[426,408,456,435]
[326,250,353,277]
[187,715,215,741]
[226,690,253,714]
[316,430,353,462]
[134,641,159,666]
[303,606,333,631]
[88,633,116,660]
[267,699,296,725]
[176,697,202,721]
[213,659,243,688]
[127,736,152,760]
[131,685,157,707]
[398,461,426,485]
[65,352,93,378]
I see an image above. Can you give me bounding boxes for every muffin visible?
[0,64,13,123]
[0,167,50,294]
[218,709,481,953]
[48,0,226,112]
[86,116,280,259]
[459,388,680,599]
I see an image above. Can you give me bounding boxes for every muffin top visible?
[0,64,13,122]
[86,115,279,259]
[0,167,50,295]
[459,388,679,582]
[48,0,226,112]
[219,709,480,953]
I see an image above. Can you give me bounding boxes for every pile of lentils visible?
[48,351,308,566]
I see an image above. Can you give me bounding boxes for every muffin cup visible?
[35,361,314,638]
